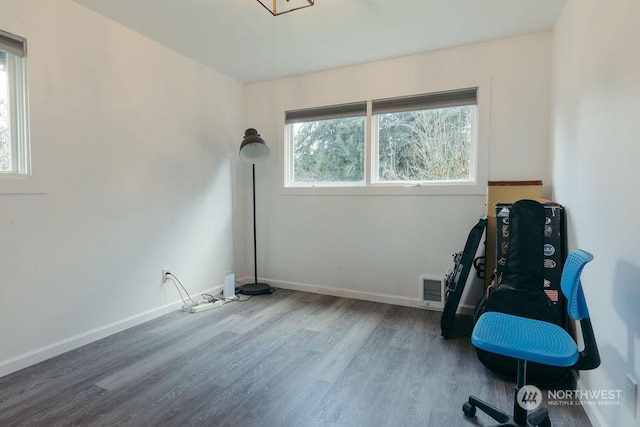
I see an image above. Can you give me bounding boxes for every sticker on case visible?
[544,244,555,256]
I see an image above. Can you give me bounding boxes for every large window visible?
[0,29,29,176]
[285,88,477,189]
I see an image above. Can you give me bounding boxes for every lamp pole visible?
[252,164,258,284]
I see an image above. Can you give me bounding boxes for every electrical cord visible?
[201,293,216,303]
[165,273,223,311]
[221,280,276,302]
[166,273,193,300]
[165,273,196,311]
[166,273,269,310]
[232,294,254,302]
[216,290,252,302]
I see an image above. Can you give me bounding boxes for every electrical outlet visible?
[625,374,638,417]
[162,268,171,284]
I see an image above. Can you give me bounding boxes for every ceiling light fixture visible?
[257,0,314,16]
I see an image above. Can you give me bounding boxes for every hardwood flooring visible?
[0,289,592,426]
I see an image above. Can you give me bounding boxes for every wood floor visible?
[0,289,591,426]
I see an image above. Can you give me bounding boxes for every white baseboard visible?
[573,371,608,427]
[257,276,476,315]
[264,277,421,307]
[457,304,476,316]
[0,285,223,378]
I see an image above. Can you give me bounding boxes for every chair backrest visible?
[561,249,594,320]
[561,249,600,370]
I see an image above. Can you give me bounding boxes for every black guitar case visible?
[474,199,568,384]
[440,217,486,339]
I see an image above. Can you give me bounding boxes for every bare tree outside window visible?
[377,106,473,182]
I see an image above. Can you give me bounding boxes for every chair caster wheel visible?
[538,417,552,427]
[462,402,476,417]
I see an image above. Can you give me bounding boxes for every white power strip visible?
[190,300,224,313]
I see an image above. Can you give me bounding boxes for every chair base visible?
[463,396,551,427]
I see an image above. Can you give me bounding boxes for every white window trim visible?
[0,28,40,195]
[280,81,490,196]
[3,52,31,177]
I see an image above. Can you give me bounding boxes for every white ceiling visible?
[74,0,566,83]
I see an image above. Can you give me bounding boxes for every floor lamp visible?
[238,128,273,295]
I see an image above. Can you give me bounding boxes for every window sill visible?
[281,182,486,196]
[0,174,47,195]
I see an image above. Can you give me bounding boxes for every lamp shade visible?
[239,128,270,164]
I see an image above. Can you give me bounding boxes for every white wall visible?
[0,0,244,375]
[243,33,553,307]
[551,1,640,425]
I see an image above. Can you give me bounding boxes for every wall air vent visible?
[420,275,445,310]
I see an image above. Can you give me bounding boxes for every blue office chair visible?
[463,249,600,426]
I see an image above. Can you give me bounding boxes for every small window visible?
[0,29,30,176]
[285,102,366,186]
[372,88,477,184]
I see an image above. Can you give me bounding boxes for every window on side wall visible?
[284,87,477,189]
[0,29,30,177]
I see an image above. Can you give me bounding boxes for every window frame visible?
[284,101,368,188]
[0,28,37,195]
[0,29,30,176]
[371,105,478,186]
[282,85,488,196]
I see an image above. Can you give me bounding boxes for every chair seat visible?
[473,312,579,367]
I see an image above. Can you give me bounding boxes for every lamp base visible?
[238,282,273,295]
